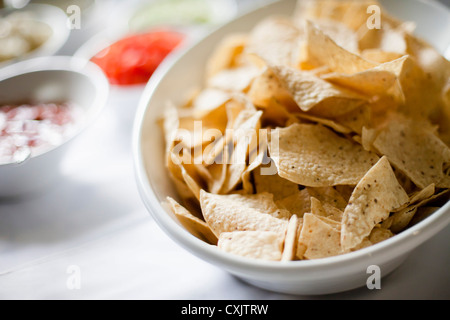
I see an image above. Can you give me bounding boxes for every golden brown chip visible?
[295,0,384,32]
[275,189,311,218]
[306,186,348,211]
[246,16,303,67]
[372,115,450,189]
[247,67,297,111]
[297,213,342,260]
[361,49,405,64]
[369,226,394,244]
[207,65,263,93]
[206,32,248,79]
[200,191,289,238]
[220,110,262,194]
[301,20,377,74]
[341,156,409,251]
[281,215,301,261]
[321,55,407,97]
[270,64,368,117]
[165,197,218,245]
[253,166,299,201]
[190,88,232,117]
[310,197,343,223]
[218,231,283,261]
[270,123,380,187]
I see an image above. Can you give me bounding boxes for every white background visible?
[0,0,449,300]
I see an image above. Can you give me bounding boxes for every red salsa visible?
[91,30,185,86]
[0,102,82,164]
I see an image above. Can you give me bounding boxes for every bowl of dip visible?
[0,3,70,68]
[114,0,238,35]
[0,56,109,198]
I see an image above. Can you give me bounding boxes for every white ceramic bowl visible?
[0,56,109,198]
[133,0,450,295]
[0,3,70,68]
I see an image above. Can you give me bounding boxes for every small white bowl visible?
[133,0,450,295]
[0,3,70,68]
[0,56,109,198]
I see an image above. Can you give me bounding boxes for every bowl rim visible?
[0,3,71,68]
[0,55,110,167]
[132,0,450,274]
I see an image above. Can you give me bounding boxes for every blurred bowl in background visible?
[0,3,70,68]
[0,56,109,199]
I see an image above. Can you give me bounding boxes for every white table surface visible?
[0,0,449,300]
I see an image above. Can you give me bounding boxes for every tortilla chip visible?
[270,64,368,117]
[295,112,352,134]
[397,56,444,120]
[179,164,203,201]
[303,18,359,54]
[322,55,407,97]
[385,187,448,233]
[275,189,311,218]
[310,196,344,223]
[220,110,262,194]
[165,197,218,245]
[247,67,297,111]
[218,231,283,261]
[369,226,394,244]
[361,49,405,64]
[241,132,270,194]
[190,88,232,117]
[357,22,409,55]
[206,33,248,79]
[281,215,301,261]
[295,0,383,32]
[372,115,450,189]
[270,123,380,187]
[200,190,289,238]
[410,207,441,226]
[341,156,409,251]
[298,213,342,260]
[301,20,377,73]
[253,167,299,201]
[306,186,348,211]
[260,98,298,128]
[246,16,303,67]
[207,65,263,93]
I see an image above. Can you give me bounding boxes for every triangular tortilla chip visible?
[310,196,344,223]
[281,215,301,261]
[270,65,368,117]
[298,213,342,260]
[372,115,450,189]
[200,190,289,238]
[220,110,262,194]
[206,32,248,80]
[218,231,283,261]
[246,16,303,67]
[253,166,299,201]
[270,123,380,187]
[165,197,218,245]
[207,65,263,93]
[295,0,385,32]
[321,55,407,97]
[275,189,311,218]
[301,20,377,74]
[341,156,409,251]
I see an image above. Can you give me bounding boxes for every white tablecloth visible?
[1,0,449,300]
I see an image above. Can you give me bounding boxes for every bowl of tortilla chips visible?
[133,0,450,295]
